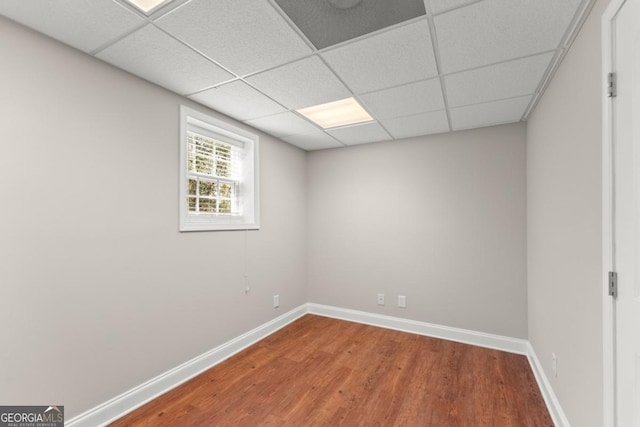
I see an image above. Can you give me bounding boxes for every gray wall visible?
[0,17,307,419]
[526,0,607,425]
[307,124,528,338]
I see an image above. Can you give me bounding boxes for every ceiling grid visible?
[0,0,596,150]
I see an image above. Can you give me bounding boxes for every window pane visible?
[216,160,230,177]
[199,180,216,197]
[188,179,197,195]
[187,197,196,212]
[195,154,213,175]
[199,198,217,213]
[220,183,233,198]
[219,199,231,213]
[188,144,195,172]
[216,143,231,161]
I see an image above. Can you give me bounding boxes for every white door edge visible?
[602,1,629,426]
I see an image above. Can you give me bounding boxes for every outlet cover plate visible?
[398,295,407,308]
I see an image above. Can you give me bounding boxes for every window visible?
[180,106,259,231]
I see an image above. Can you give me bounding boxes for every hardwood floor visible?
[110,315,553,426]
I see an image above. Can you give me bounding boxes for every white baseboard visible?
[308,304,569,425]
[526,342,570,427]
[307,303,529,355]
[66,303,566,427]
[65,304,307,427]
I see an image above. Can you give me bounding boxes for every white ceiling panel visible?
[322,19,438,94]
[246,56,351,110]
[189,81,286,121]
[2,0,595,149]
[445,52,553,108]
[359,78,444,119]
[244,112,319,138]
[282,131,344,151]
[434,0,582,73]
[327,122,392,146]
[0,0,145,53]
[450,95,532,130]
[156,0,312,76]
[381,110,450,139]
[97,25,233,95]
[429,0,480,15]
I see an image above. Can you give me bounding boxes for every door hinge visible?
[608,271,618,298]
[607,72,617,98]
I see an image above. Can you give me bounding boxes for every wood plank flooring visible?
[110,315,553,426]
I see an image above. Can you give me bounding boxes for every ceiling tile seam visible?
[557,0,598,51]
[182,77,242,98]
[431,0,486,17]
[521,92,541,122]
[112,0,189,21]
[380,108,447,122]
[326,132,349,147]
[521,0,597,121]
[88,21,149,56]
[307,55,395,142]
[356,75,442,97]
[96,0,194,55]
[424,3,452,132]
[266,0,318,52]
[454,118,525,133]
[237,52,319,80]
[318,14,429,55]
[351,95,396,140]
[521,48,566,121]
[355,92,443,121]
[449,93,536,112]
[149,23,241,79]
[441,49,558,79]
[336,97,394,140]
[312,53,360,100]
[238,79,310,117]
[287,132,347,149]
[145,0,192,20]
[242,108,327,138]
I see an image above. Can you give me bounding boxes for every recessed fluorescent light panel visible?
[125,0,172,14]
[297,97,373,129]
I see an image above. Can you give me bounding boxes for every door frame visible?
[602,1,628,425]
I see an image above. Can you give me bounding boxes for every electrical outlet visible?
[398,295,407,308]
[552,353,557,377]
[377,293,385,306]
[273,294,279,308]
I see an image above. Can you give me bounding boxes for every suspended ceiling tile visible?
[429,0,479,15]
[0,0,145,53]
[445,52,553,108]
[359,78,444,119]
[381,110,449,139]
[450,95,532,130]
[244,112,319,138]
[326,122,391,145]
[189,81,286,122]
[282,131,344,151]
[434,0,582,73]
[156,0,312,76]
[274,0,425,49]
[322,19,438,94]
[246,56,351,110]
[97,25,232,95]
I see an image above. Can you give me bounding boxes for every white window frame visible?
[179,105,259,231]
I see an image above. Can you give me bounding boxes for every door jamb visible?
[602,1,626,425]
